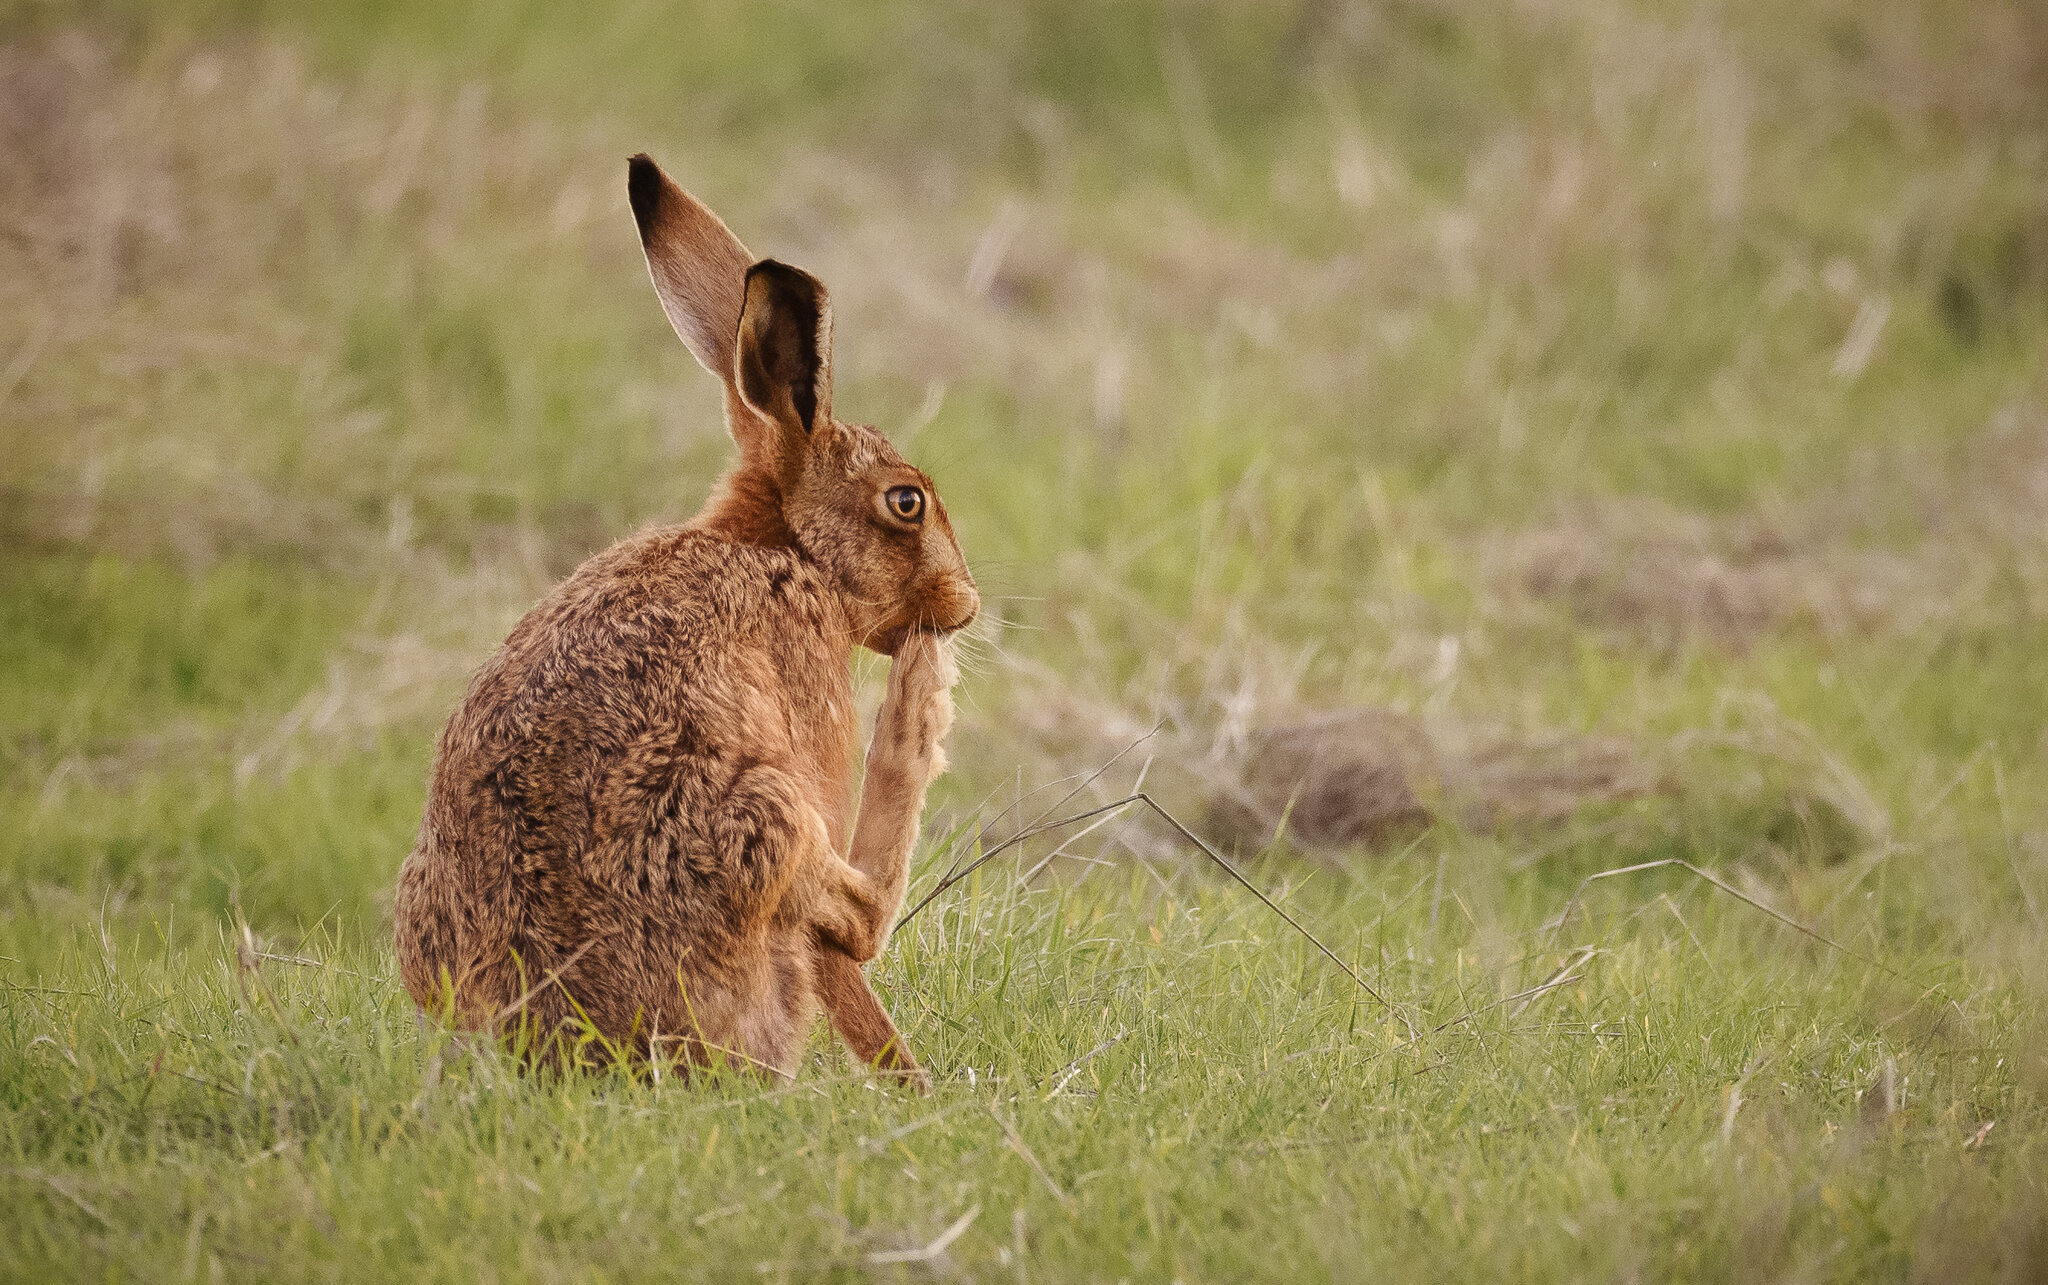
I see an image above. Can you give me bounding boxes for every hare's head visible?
[627,154,977,656]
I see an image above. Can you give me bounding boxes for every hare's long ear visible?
[626,154,752,382]
[734,259,834,457]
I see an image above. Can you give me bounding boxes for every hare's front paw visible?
[891,631,959,704]
[874,633,957,778]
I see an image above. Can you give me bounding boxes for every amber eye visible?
[885,486,925,523]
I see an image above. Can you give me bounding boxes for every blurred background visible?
[2,0,2045,954]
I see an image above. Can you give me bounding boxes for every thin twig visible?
[901,792,1419,1039]
[901,724,1162,923]
[1022,757,1154,887]
[1510,947,1598,1019]
[899,798,1139,928]
[1139,793,1420,1040]
[644,1032,797,1084]
[1439,974,1583,1035]
[1659,893,1719,979]
[1541,858,1902,979]
[1043,1031,1124,1101]
[253,951,366,980]
[753,1203,982,1275]
[700,1068,887,1110]
[867,1204,982,1264]
[165,1069,244,1099]
[285,900,345,962]
[230,918,329,1100]
[1346,970,1588,1070]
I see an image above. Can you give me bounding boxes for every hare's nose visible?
[946,587,979,633]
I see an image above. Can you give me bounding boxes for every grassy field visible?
[4,0,2048,1278]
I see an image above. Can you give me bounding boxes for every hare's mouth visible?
[869,618,967,657]
[868,625,914,657]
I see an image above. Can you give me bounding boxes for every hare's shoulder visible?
[611,526,830,614]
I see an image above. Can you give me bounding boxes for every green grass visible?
[7,860,2042,1281]
[4,0,2048,1279]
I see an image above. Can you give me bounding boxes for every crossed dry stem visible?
[901,784,1919,1056]
[897,789,1420,1041]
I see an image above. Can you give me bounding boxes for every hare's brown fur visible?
[393,155,974,1085]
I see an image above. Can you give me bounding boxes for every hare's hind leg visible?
[815,948,930,1092]
[779,795,927,1088]
[801,832,930,1089]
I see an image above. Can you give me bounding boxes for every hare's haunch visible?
[393,155,976,1088]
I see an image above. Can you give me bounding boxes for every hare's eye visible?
[886,486,925,523]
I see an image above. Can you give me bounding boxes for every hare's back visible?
[450,526,819,754]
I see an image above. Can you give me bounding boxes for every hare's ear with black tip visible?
[626,153,753,383]
[735,259,834,455]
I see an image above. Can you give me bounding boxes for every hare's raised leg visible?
[809,635,955,1087]
[805,634,956,959]
[842,634,958,946]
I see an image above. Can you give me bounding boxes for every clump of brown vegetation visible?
[1198,697,1888,869]
[1202,706,1661,853]
[1205,708,1435,851]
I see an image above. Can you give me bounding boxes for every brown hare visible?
[393,154,976,1089]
